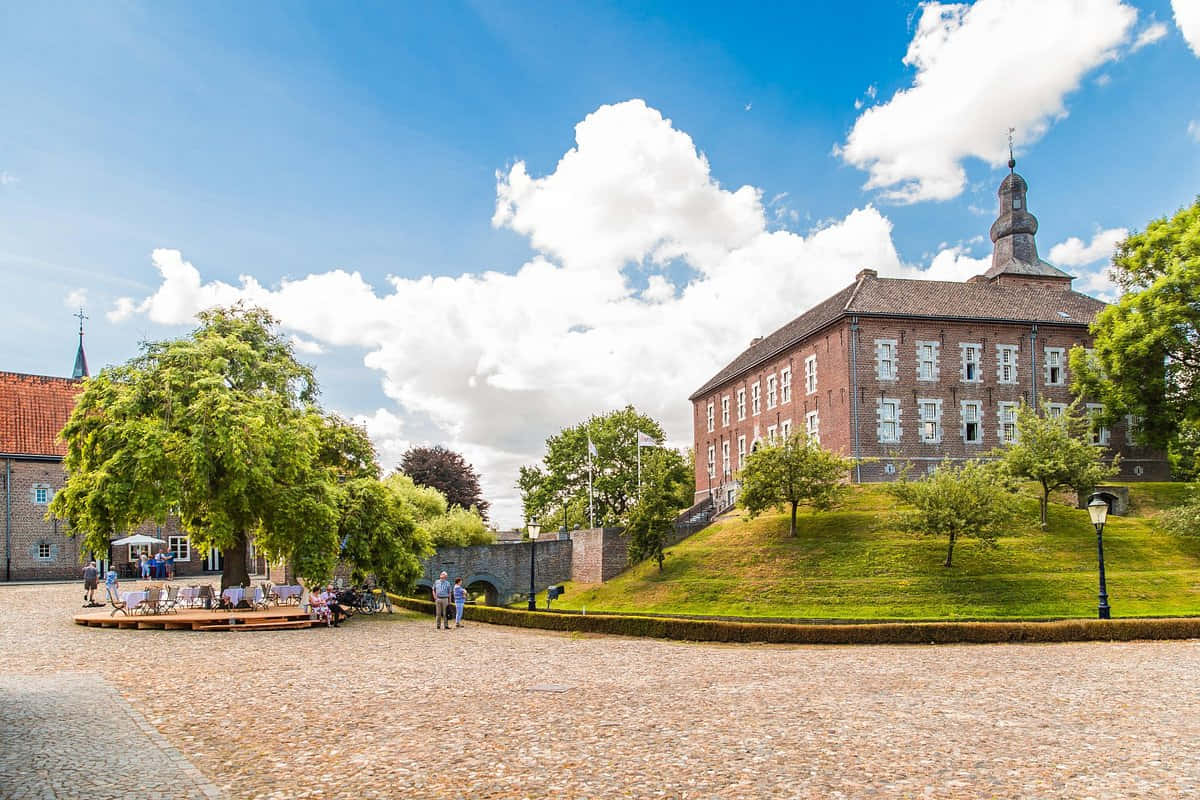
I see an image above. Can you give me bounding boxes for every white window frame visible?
[875,339,898,381]
[766,374,777,409]
[998,402,1019,444]
[33,487,50,505]
[1045,403,1067,419]
[721,441,731,478]
[1044,347,1065,386]
[736,389,746,421]
[804,354,817,395]
[737,435,747,469]
[1087,403,1110,446]
[1126,414,1142,446]
[707,445,716,478]
[997,344,1019,385]
[917,398,942,444]
[877,398,901,444]
[751,382,761,416]
[721,395,730,427]
[781,419,792,439]
[780,367,792,404]
[805,411,820,444]
[706,402,714,433]
[916,341,940,382]
[960,343,981,383]
[766,424,777,444]
[961,400,982,444]
[37,542,51,560]
[168,536,190,562]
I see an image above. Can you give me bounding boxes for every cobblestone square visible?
[2,583,1199,799]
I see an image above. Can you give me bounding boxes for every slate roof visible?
[690,274,1106,400]
[983,257,1073,280]
[0,372,82,457]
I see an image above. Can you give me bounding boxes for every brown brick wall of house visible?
[570,527,630,584]
[692,316,1168,501]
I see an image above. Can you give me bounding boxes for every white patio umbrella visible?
[110,534,166,546]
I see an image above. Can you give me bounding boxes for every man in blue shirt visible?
[432,571,451,630]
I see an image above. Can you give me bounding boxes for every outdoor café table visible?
[273,585,302,604]
[221,587,244,607]
[120,591,148,611]
[178,586,200,607]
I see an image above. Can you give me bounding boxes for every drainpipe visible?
[1029,325,1039,410]
[5,458,11,582]
[850,317,862,482]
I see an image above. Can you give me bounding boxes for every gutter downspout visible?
[850,317,862,482]
[5,458,11,582]
[1029,325,1039,410]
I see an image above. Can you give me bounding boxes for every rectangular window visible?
[875,339,898,381]
[780,367,792,403]
[960,343,981,383]
[737,435,747,468]
[1044,347,1065,386]
[1087,403,1110,446]
[706,402,714,433]
[805,355,817,394]
[918,399,942,443]
[736,389,746,421]
[998,402,1018,444]
[37,542,51,560]
[961,401,982,444]
[997,345,1019,384]
[781,419,792,439]
[33,487,50,505]
[805,411,820,444]
[707,445,716,478]
[766,424,777,444]
[721,441,731,477]
[766,375,777,409]
[1046,403,1067,419]
[1126,414,1142,446]
[168,536,190,562]
[916,341,940,382]
[877,398,901,443]
[721,396,730,427]
[751,382,761,415]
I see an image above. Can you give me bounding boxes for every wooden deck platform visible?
[73,606,320,631]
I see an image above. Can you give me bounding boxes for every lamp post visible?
[1087,493,1112,619]
[526,523,540,611]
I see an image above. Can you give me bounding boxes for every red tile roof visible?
[0,372,82,458]
[690,273,1107,399]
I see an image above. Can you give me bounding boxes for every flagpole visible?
[637,436,642,498]
[588,440,595,529]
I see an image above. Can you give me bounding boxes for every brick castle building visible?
[690,166,1167,507]
[1,324,246,581]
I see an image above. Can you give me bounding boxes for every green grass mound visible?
[548,482,1200,620]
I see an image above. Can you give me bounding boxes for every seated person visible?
[308,589,332,625]
[321,585,347,627]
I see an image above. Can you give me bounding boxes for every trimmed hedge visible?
[387,596,1200,645]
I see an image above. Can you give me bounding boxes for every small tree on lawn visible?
[887,459,1018,568]
[739,432,855,537]
[997,401,1119,529]
[626,449,677,571]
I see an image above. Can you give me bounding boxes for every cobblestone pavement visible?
[3,583,1200,799]
[0,671,224,800]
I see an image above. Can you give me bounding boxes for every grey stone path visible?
[0,672,225,800]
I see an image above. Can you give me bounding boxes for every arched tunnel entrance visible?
[465,574,501,606]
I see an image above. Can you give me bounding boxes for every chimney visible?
[856,268,877,282]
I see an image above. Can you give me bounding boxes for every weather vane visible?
[1007,127,1016,171]
[74,305,88,335]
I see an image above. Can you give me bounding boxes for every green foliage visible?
[519,405,690,527]
[739,432,856,536]
[336,477,432,591]
[1071,199,1200,452]
[997,401,1119,527]
[1161,483,1200,538]
[385,472,448,522]
[888,459,1019,567]
[422,505,495,547]
[626,450,679,571]
[399,445,490,519]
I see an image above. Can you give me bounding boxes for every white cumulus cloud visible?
[839,0,1137,203]
[110,100,967,526]
[1048,227,1128,267]
[63,288,88,310]
[1131,20,1169,51]
[1174,0,1200,56]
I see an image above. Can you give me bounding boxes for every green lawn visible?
[544,482,1200,620]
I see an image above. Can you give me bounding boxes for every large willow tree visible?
[50,305,422,589]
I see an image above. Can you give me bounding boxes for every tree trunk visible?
[221,530,250,590]
[944,531,956,568]
[1040,483,1050,530]
[790,501,799,537]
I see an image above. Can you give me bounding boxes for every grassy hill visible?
[546,483,1200,620]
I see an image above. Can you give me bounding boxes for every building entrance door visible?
[204,549,223,572]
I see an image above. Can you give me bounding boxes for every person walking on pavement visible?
[452,577,467,628]
[82,561,99,606]
[433,571,452,630]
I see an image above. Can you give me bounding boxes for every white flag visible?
[636,431,656,448]
[588,438,597,458]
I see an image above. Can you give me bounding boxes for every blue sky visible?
[2,0,1198,524]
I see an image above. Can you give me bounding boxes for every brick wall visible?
[570,527,629,583]
[419,540,573,604]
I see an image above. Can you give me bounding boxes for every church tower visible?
[72,307,89,379]
[980,155,1074,290]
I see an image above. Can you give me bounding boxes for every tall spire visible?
[982,152,1073,286]
[72,306,89,379]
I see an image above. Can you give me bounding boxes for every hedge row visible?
[387,596,1200,645]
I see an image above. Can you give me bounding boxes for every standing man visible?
[82,561,99,607]
[432,571,452,630]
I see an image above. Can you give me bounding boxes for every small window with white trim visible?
[878,398,901,443]
[916,341,939,382]
[37,542,52,560]
[168,536,190,562]
[998,402,1018,444]
[737,435,747,468]
[721,441,731,477]
[721,396,730,427]
[960,343,981,383]
[1045,403,1067,419]
[751,382,761,415]
[766,375,777,409]
[805,411,819,444]
[805,355,817,394]
[875,339,898,381]
[1087,403,1110,446]
[997,344,1019,384]
[736,389,746,421]
[781,419,792,439]
[32,486,51,505]
[780,367,792,403]
[766,424,777,444]
[961,401,982,444]
[706,402,714,433]
[918,399,942,443]
[707,445,716,478]
[1044,347,1065,386]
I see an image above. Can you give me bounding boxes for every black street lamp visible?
[526,523,540,611]
[1087,493,1112,619]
